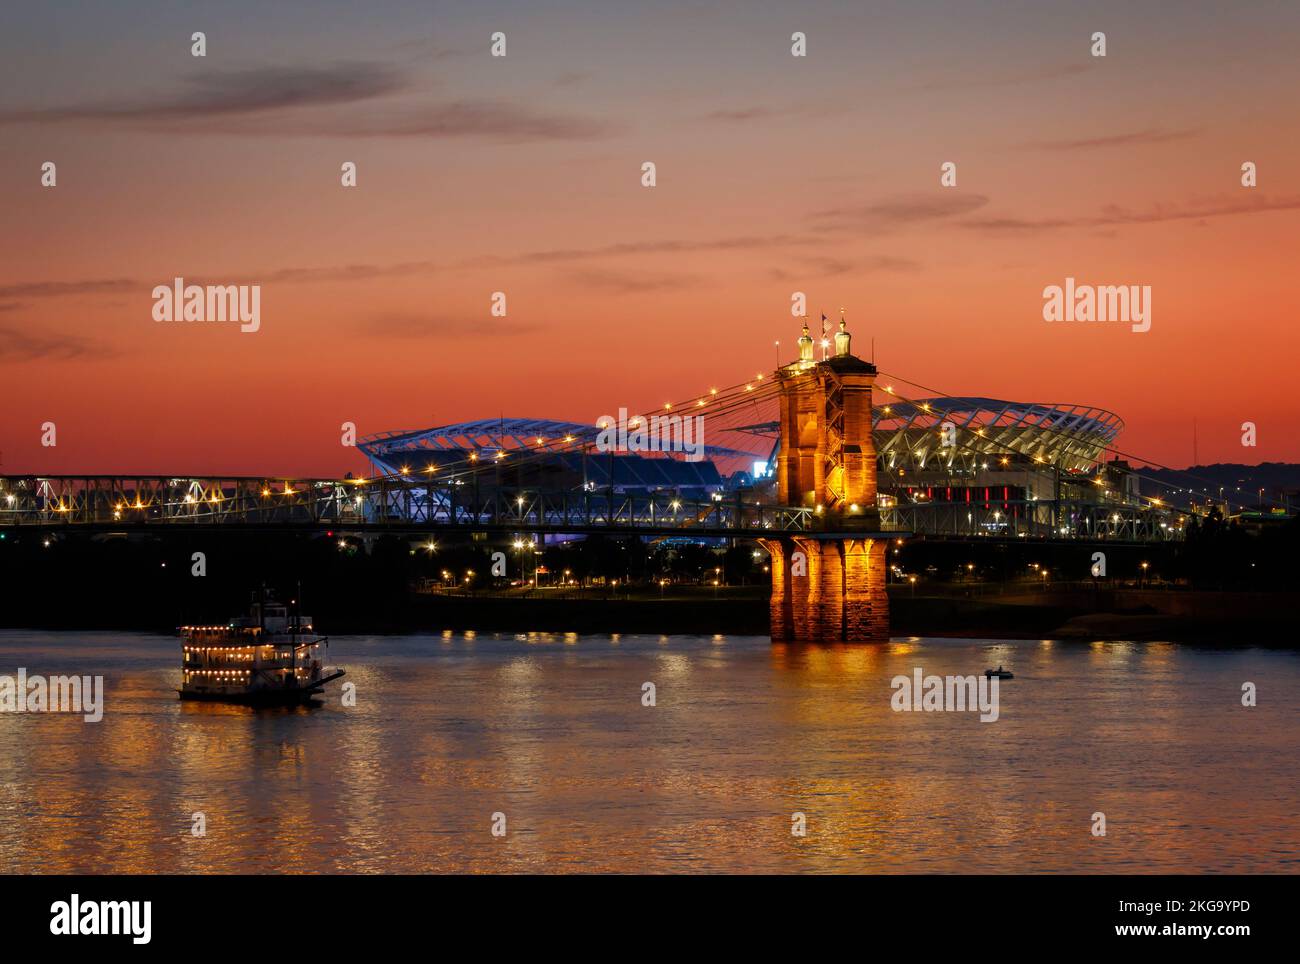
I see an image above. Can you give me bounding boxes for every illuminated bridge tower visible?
[761,317,890,642]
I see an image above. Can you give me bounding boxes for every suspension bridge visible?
[3,318,1259,639]
[0,328,1223,542]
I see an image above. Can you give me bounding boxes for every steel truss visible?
[0,475,814,536]
[0,474,1185,542]
[882,498,1181,541]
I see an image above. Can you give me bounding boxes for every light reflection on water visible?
[0,630,1296,873]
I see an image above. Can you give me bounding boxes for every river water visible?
[0,630,1295,873]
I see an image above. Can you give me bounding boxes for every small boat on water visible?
[984,665,1014,680]
[180,591,345,706]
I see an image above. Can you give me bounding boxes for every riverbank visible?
[1,574,1292,644]
[4,529,1291,643]
[402,589,1294,644]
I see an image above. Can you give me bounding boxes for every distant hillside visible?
[1136,462,1300,504]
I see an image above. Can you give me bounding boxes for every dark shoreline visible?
[397,591,1295,646]
[3,588,1293,646]
[5,526,1294,645]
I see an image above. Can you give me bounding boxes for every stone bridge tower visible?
[760,317,890,641]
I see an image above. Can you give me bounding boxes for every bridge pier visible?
[765,318,891,642]
[763,536,889,642]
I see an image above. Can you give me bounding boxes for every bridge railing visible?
[0,476,1184,541]
[881,497,1185,542]
[0,475,818,534]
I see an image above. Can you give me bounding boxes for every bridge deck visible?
[0,475,1183,542]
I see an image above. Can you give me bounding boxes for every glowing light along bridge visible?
[0,473,1177,542]
[0,320,1207,544]
[0,475,814,537]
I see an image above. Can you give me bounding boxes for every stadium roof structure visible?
[736,398,1123,474]
[358,398,1123,486]
[873,397,1123,473]
[357,417,757,483]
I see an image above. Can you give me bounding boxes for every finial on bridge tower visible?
[797,321,815,369]
[834,310,852,357]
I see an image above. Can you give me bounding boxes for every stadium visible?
[357,394,1142,538]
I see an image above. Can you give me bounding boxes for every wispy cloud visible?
[553,71,593,87]
[958,216,1075,234]
[0,63,403,123]
[1092,194,1300,224]
[0,325,113,361]
[387,39,469,62]
[963,194,1300,234]
[459,234,817,269]
[768,254,919,281]
[567,268,702,293]
[363,314,542,338]
[0,263,438,306]
[1022,127,1201,151]
[260,261,437,284]
[349,101,616,141]
[0,63,616,142]
[703,107,778,123]
[0,279,136,299]
[907,62,1095,93]
[697,102,846,124]
[810,193,991,231]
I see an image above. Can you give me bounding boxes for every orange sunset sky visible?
[2,0,1298,476]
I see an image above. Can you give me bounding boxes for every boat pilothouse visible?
[180,591,345,705]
